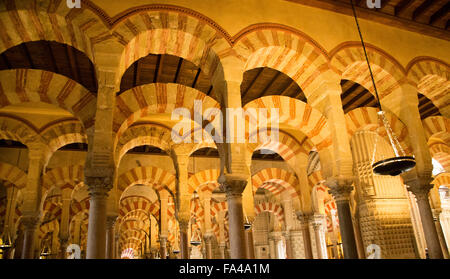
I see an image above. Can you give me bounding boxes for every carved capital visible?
[311,214,325,230]
[85,175,112,198]
[179,219,190,231]
[296,212,311,227]
[218,174,248,199]
[404,174,433,201]
[325,177,354,203]
[21,215,40,230]
[106,215,118,229]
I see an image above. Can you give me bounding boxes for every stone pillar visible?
[296,213,313,259]
[179,219,189,259]
[21,216,40,259]
[406,176,444,259]
[106,215,117,259]
[219,243,226,259]
[219,174,248,259]
[245,229,255,259]
[160,236,168,259]
[433,210,450,259]
[204,234,214,259]
[268,237,276,259]
[114,234,120,259]
[311,214,326,259]
[326,178,358,259]
[85,176,112,259]
[283,231,292,259]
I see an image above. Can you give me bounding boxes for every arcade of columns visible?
[0,0,449,260]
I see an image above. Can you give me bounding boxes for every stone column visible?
[59,188,71,259]
[432,210,450,259]
[219,243,226,259]
[85,176,112,259]
[160,236,168,259]
[311,214,326,259]
[245,229,255,259]
[219,174,248,259]
[268,237,276,259]
[106,215,117,259]
[114,234,120,259]
[406,176,444,259]
[326,177,358,259]
[283,231,292,259]
[296,213,313,259]
[21,216,40,259]
[204,234,214,259]
[179,219,189,259]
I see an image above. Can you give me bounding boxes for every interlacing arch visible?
[244,96,332,150]
[0,162,27,189]
[231,24,330,96]
[117,166,176,194]
[345,107,412,155]
[113,83,220,139]
[0,69,97,129]
[254,201,285,228]
[330,43,405,101]
[407,57,450,114]
[115,123,173,166]
[187,169,220,195]
[42,165,84,191]
[111,6,229,91]
[251,168,301,208]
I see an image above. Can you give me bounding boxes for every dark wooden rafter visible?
[191,68,202,89]
[241,67,264,99]
[173,57,183,83]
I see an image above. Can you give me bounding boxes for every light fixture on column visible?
[190,221,201,246]
[350,0,415,176]
[40,240,51,258]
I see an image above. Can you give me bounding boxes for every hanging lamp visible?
[350,0,415,176]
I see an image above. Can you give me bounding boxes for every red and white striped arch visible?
[188,169,220,195]
[422,116,450,142]
[0,162,27,189]
[117,166,176,194]
[70,197,90,217]
[244,96,332,151]
[251,168,300,201]
[330,44,405,101]
[113,83,220,139]
[345,107,412,155]
[119,196,160,221]
[0,115,39,148]
[407,58,450,112]
[42,165,84,191]
[0,0,112,62]
[39,218,59,239]
[112,8,230,90]
[232,25,330,97]
[246,129,310,168]
[433,173,450,188]
[115,123,173,166]
[0,69,96,129]
[254,202,285,228]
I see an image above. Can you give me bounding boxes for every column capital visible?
[106,215,118,229]
[296,212,312,225]
[179,219,190,231]
[325,177,354,203]
[218,174,248,198]
[85,175,113,198]
[404,174,433,201]
[21,215,40,230]
[204,233,214,241]
[311,214,325,230]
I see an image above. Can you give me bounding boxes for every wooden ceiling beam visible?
[241,67,264,99]
[173,57,183,83]
[430,2,450,25]
[412,0,435,21]
[191,68,201,89]
[260,71,282,97]
[153,54,163,83]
